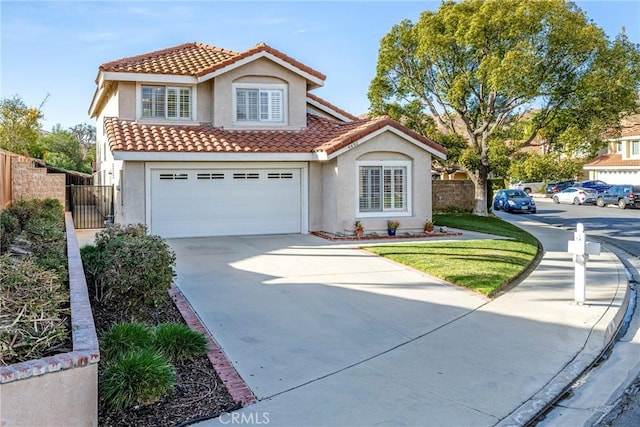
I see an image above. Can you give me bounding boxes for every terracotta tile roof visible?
[98,42,325,82]
[306,93,359,121]
[100,42,238,76]
[104,115,447,157]
[196,42,325,81]
[620,123,640,138]
[584,154,640,168]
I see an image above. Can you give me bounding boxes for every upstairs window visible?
[632,141,640,157]
[142,85,191,119]
[235,86,284,123]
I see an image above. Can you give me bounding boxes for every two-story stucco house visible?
[89,42,447,238]
[583,119,640,184]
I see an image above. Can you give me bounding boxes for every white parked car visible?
[509,181,545,194]
[552,187,598,205]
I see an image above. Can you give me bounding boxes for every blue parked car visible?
[493,189,537,214]
[578,180,611,193]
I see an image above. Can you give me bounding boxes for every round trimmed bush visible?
[153,323,208,363]
[100,348,176,409]
[83,223,176,318]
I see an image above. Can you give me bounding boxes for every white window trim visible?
[232,82,288,126]
[355,160,412,218]
[136,83,197,121]
[631,140,640,158]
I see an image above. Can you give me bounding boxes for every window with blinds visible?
[142,85,191,120]
[359,165,407,213]
[236,88,284,122]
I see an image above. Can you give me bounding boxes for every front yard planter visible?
[312,230,463,242]
[0,213,100,426]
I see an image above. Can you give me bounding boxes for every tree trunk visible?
[470,166,490,216]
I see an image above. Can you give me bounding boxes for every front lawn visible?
[365,214,539,297]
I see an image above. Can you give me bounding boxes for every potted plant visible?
[387,220,400,236]
[424,219,434,233]
[354,220,364,237]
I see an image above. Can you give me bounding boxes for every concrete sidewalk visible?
[171,218,627,427]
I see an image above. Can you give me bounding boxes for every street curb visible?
[496,245,630,426]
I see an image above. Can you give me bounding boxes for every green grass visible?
[366,214,540,297]
[433,214,538,245]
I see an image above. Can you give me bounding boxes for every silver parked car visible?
[552,186,598,205]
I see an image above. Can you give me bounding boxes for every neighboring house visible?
[584,119,640,184]
[89,42,447,238]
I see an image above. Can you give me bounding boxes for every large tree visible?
[0,96,44,157]
[41,124,96,174]
[368,0,640,215]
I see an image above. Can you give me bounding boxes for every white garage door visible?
[150,169,301,238]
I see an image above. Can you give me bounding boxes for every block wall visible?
[432,180,475,211]
[11,156,65,206]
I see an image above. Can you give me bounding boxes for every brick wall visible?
[11,156,65,206]
[432,180,475,211]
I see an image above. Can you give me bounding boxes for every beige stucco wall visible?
[308,162,323,231]
[319,159,339,233]
[0,364,97,427]
[117,81,136,120]
[197,80,213,123]
[212,57,308,130]
[96,85,120,179]
[117,161,146,225]
[319,131,433,234]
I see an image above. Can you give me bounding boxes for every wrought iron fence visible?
[67,185,114,229]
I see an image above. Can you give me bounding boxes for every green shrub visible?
[0,255,69,364]
[7,200,40,229]
[153,323,208,363]
[95,223,149,242]
[80,244,105,298]
[434,206,473,215]
[84,224,176,317]
[0,210,20,253]
[100,322,155,361]
[6,198,62,228]
[100,348,176,409]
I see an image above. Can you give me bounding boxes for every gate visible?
[67,185,114,229]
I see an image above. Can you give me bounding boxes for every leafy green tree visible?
[40,126,94,174]
[0,96,44,157]
[69,123,96,163]
[368,0,640,215]
[509,154,585,182]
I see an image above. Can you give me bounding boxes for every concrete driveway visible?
[168,234,488,400]
[168,227,625,426]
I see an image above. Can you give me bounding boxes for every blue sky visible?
[1,0,639,131]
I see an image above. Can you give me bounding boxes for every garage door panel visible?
[151,169,301,238]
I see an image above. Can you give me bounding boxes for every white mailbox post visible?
[567,223,601,304]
